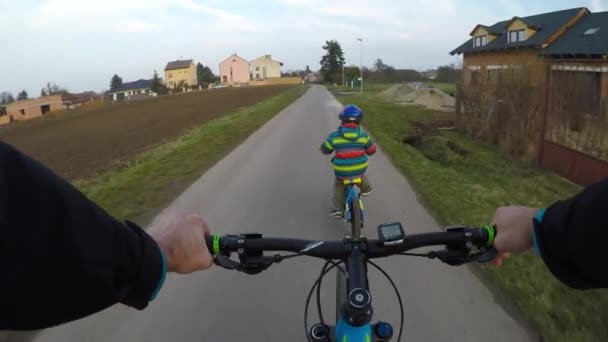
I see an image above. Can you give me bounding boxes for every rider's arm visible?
[364,134,376,156]
[321,135,335,155]
[0,141,165,330]
[534,177,608,289]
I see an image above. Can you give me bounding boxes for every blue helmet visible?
[339,104,363,124]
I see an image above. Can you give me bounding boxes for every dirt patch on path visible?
[0,86,294,180]
[378,84,455,112]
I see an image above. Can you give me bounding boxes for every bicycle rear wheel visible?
[350,192,362,239]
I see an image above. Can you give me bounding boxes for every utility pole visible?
[357,38,363,93]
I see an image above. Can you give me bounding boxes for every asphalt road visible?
[27,85,534,341]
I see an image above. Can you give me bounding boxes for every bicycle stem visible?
[342,247,373,326]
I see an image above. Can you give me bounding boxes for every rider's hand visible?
[147,209,214,274]
[490,206,538,266]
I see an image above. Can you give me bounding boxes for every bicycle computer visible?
[377,222,405,246]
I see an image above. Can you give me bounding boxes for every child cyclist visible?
[321,104,376,218]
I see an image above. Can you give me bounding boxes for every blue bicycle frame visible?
[343,182,365,226]
[336,320,373,341]
[334,180,376,342]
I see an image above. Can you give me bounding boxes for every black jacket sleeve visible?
[535,177,608,289]
[0,141,164,330]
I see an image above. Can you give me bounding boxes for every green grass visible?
[76,86,308,225]
[331,88,608,342]
[423,81,457,94]
[329,83,393,95]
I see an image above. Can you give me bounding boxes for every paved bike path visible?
[33,85,534,341]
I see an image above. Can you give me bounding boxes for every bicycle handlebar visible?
[204,225,497,341]
[205,225,496,261]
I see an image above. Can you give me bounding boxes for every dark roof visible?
[469,24,501,36]
[450,7,587,55]
[504,16,540,30]
[542,11,608,56]
[109,79,153,93]
[164,59,193,70]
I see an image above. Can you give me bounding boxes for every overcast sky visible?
[1,0,606,95]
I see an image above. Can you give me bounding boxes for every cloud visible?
[126,20,160,32]
[590,0,608,11]
[27,0,265,34]
[29,0,169,28]
[5,0,583,96]
[316,6,384,20]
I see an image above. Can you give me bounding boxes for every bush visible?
[457,65,543,159]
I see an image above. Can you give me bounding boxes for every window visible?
[471,70,480,84]
[508,29,527,43]
[19,109,25,115]
[40,105,50,115]
[255,66,260,71]
[584,28,600,36]
[168,73,172,78]
[473,35,487,47]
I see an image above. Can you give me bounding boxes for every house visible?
[451,7,608,110]
[542,10,608,112]
[108,79,156,101]
[5,95,64,121]
[164,59,197,89]
[422,70,438,80]
[450,7,593,84]
[250,54,283,80]
[451,7,608,186]
[305,71,322,83]
[219,54,250,85]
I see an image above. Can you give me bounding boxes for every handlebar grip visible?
[205,234,221,255]
[482,225,496,247]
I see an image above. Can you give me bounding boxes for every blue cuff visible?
[532,208,546,256]
[150,244,167,301]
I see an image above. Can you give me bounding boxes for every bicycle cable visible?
[399,252,431,257]
[304,259,344,342]
[316,260,346,325]
[368,260,405,342]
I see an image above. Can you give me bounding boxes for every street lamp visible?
[357,37,363,93]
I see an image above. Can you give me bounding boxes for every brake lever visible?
[430,247,498,266]
[471,247,498,263]
[428,249,468,266]
[214,255,243,271]
[214,254,276,275]
[240,256,275,275]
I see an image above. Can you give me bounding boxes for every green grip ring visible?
[484,225,496,247]
[212,234,221,255]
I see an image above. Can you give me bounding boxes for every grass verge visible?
[423,81,457,94]
[76,86,308,225]
[331,88,608,342]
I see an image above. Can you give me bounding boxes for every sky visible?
[0,0,606,96]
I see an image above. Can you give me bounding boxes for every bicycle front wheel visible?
[350,194,362,239]
[335,269,347,323]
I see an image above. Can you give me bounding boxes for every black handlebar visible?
[205,225,496,261]
[203,225,497,340]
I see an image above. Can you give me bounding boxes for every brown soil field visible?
[0,86,294,180]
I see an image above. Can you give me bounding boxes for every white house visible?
[250,55,283,80]
[108,79,157,101]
